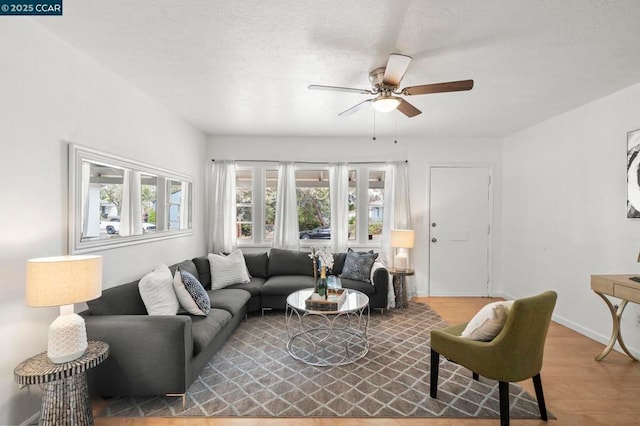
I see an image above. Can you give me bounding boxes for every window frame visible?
[235,162,384,248]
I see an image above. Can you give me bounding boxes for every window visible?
[348,170,357,240]
[236,169,252,240]
[265,170,277,240]
[297,169,330,240]
[234,162,384,247]
[368,170,385,241]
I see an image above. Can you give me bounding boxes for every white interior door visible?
[429,166,491,296]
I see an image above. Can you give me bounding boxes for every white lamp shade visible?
[26,255,102,307]
[26,255,102,363]
[390,229,415,248]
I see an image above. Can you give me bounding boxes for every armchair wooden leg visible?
[498,381,510,426]
[472,372,479,381]
[430,349,440,398]
[532,373,548,421]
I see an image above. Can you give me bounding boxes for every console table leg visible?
[594,293,639,362]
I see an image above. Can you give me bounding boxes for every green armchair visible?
[430,291,557,426]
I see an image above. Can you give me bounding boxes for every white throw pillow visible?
[138,264,179,315]
[208,249,251,290]
[461,300,514,341]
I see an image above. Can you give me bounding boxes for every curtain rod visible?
[211,159,407,164]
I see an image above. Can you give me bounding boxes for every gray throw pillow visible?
[340,250,378,283]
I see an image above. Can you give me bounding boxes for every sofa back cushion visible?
[243,252,269,278]
[192,256,212,289]
[268,248,313,276]
[87,280,148,315]
[332,253,347,275]
[169,259,199,280]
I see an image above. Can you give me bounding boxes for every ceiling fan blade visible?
[382,53,412,86]
[396,99,421,117]
[308,84,372,94]
[403,79,474,96]
[338,99,372,116]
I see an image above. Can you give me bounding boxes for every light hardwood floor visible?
[94,297,640,426]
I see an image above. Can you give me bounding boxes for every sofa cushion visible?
[268,248,314,276]
[332,253,347,275]
[206,288,252,317]
[139,264,180,315]
[339,278,375,296]
[227,277,266,296]
[243,252,269,278]
[190,308,231,355]
[261,275,315,296]
[209,250,251,290]
[174,270,210,316]
[169,259,199,281]
[87,280,147,315]
[192,256,212,290]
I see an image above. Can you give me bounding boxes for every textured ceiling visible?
[36,0,640,138]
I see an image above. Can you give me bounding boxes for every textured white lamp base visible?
[394,249,408,271]
[47,305,88,364]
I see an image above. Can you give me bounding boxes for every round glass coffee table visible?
[285,288,369,366]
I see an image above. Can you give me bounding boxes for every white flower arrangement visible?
[309,246,334,272]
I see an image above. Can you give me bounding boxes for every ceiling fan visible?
[309,53,474,118]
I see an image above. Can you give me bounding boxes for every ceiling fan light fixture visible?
[373,96,401,113]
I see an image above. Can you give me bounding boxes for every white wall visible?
[503,82,640,357]
[209,134,503,298]
[0,20,207,424]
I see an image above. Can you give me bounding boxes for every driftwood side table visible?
[14,340,109,425]
[387,268,415,309]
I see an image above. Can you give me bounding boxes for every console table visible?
[590,275,640,362]
[14,340,109,425]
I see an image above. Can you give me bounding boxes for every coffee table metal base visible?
[286,306,369,366]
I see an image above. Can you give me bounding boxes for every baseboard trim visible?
[20,411,39,426]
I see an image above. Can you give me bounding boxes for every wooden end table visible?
[14,340,109,425]
[388,268,415,309]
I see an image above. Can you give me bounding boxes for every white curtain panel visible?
[381,161,413,305]
[329,163,349,253]
[119,170,142,237]
[209,160,237,253]
[273,161,299,250]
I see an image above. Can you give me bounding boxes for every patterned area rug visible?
[98,302,545,418]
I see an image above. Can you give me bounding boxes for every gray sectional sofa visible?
[81,248,389,398]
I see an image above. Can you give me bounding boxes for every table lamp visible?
[26,255,102,363]
[391,229,415,271]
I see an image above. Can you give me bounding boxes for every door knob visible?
[431,238,437,243]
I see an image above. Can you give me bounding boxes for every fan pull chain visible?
[372,108,377,141]
[394,114,398,144]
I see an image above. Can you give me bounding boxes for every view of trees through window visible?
[296,170,330,239]
[234,164,384,244]
[236,169,252,240]
[368,170,385,241]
